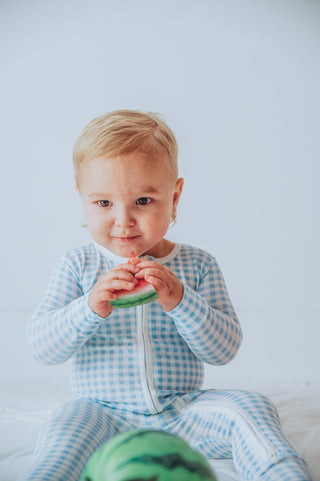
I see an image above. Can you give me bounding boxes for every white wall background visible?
[1,0,319,390]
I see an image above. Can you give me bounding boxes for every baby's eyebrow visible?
[88,186,160,199]
[89,192,110,198]
[137,186,159,194]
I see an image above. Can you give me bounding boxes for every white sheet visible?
[0,380,319,481]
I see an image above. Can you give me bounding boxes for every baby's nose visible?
[114,207,135,227]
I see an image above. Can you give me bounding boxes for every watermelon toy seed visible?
[81,429,218,481]
[110,252,159,309]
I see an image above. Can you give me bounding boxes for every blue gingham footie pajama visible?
[21,242,312,480]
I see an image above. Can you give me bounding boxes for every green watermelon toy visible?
[81,429,217,481]
[110,253,159,309]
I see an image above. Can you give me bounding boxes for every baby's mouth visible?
[114,235,140,242]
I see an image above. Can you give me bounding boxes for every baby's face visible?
[77,151,183,258]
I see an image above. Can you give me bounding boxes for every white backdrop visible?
[1,0,319,390]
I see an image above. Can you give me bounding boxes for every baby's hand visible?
[88,263,139,318]
[134,259,184,312]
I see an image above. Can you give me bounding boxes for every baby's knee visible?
[42,399,118,440]
[237,390,280,424]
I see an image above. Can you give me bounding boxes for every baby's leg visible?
[18,398,123,481]
[169,390,311,480]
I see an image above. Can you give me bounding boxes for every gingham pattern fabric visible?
[19,390,311,480]
[27,242,243,414]
[23,242,312,480]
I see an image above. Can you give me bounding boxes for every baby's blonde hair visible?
[73,110,178,184]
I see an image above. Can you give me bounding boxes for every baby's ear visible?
[173,177,184,204]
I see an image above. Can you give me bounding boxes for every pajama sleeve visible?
[27,256,104,366]
[169,257,242,366]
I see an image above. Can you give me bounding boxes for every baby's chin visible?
[94,235,169,259]
[95,239,144,259]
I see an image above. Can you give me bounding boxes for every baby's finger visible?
[97,265,139,282]
[102,277,138,292]
[143,275,167,293]
[99,269,137,285]
[97,290,117,302]
[132,259,158,269]
[112,263,140,274]
[135,266,165,281]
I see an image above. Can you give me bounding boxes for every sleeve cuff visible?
[69,293,106,338]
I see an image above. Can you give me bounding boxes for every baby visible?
[21,110,311,480]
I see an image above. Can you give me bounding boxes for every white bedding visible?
[0,380,319,481]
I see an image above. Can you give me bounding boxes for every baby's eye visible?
[97,200,111,207]
[136,197,151,206]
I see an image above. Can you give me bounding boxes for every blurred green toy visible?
[81,429,217,481]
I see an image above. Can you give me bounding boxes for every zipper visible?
[137,304,161,413]
[196,401,279,462]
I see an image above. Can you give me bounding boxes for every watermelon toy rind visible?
[110,282,159,308]
[81,429,218,481]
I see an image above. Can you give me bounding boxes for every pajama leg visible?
[166,390,311,481]
[18,399,124,481]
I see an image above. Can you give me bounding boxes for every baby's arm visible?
[136,256,242,366]
[27,257,137,366]
[171,257,242,365]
